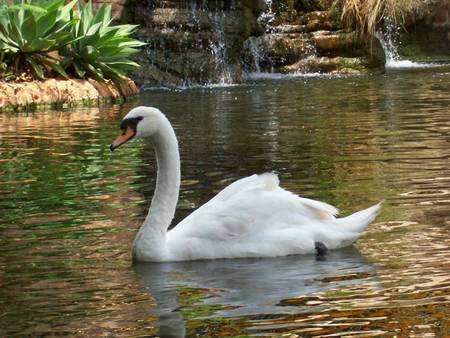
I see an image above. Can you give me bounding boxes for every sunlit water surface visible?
[1,67,449,337]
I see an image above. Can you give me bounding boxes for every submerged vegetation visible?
[341,0,435,36]
[0,0,144,84]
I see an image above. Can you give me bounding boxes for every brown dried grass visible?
[341,0,436,36]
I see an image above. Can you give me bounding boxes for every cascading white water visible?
[258,0,274,31]
[243,37,266,74]
[242,0,320,79]
[377,17,427,69]
[209,11,233,85]
[177,0,235,87]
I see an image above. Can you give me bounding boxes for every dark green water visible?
[1,68,449,337]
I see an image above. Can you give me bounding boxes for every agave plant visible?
[61,0,145,83]
[0,0,77,79]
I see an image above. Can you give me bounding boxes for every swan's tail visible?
[336,201,383,233]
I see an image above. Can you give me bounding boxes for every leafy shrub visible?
[0,0,77,79]
[0,0,144,83]
[60,1,145,83]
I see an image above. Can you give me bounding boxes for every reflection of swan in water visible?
[110,106,382,262]
[134,247,372,337]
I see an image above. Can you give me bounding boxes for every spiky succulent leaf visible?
[26,55,44,79]
[0,0,78,79]
[62,0,144,83]
[40,56,68,78]
[0,0,143,82]
[73,61,86,78]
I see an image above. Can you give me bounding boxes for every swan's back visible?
[113,107,381,262]
[165,173,381,261]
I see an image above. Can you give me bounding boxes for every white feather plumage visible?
[113,107,382,262]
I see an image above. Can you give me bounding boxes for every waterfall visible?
[243,37,267,74]
[208,10,233,85]
[258,0,274,30]
[138,0,395,87]
[377,17,427,69]
[242,0,321,79]
[139,0,239,88]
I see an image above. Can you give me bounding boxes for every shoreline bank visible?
[0,77,139,112]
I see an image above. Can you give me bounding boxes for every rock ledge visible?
[0,77,139,111]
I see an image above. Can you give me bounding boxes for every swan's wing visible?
[297,197,339,220]
[208,172,280,203]
[170,173,339,242]
[210,172,338,220]
[165,173,380,260]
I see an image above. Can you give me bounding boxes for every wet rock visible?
[130,0,387,85]
[149,8,213,32]
[243,28,384,74]
[281,56,368,74]
[301,11,329,24]
[131,2,252,86]
[241,0,267,15]
[312,30,359,53]
[256,33,315,63]
[306,19,332,32]
[397,1,450,60]
[312,30,385,68]
[271,24,307,34]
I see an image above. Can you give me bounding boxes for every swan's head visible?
[110,106,164,151]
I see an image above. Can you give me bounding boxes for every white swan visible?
[110,106,382,262]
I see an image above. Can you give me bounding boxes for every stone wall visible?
[423,0,450,28]
[240,0,385,76]
[128,1,262,86]
[399,0,450,60]
[126,0,385,87]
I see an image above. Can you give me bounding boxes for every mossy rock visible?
[312,30,385,69]
[281,56,369,74]
[398,27,450,62]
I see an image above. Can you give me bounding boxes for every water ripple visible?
[1,68,449,337]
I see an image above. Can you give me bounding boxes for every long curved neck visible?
[133,117,180,261]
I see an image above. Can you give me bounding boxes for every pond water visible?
[1,67,449,337]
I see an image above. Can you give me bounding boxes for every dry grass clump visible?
[341,0,436,36]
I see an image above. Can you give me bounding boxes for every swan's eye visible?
[120,116,144,132]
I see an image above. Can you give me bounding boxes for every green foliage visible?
[0,0,77,79]
[60,1,145,83]
[0,0,144,83]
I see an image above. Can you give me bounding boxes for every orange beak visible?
[110,126,136,151]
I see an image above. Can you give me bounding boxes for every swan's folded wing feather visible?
[172,173,283,240]
[208,172,280,203]
[297,197,339,220]
[171,172,340,243]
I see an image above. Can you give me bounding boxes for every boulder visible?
[312,30,385,68]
